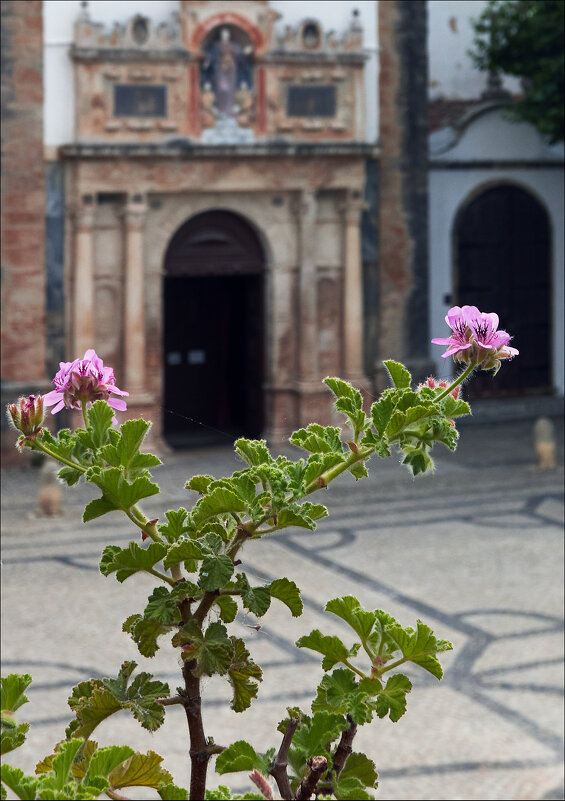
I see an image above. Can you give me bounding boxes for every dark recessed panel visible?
[113,85,167,117]
[286,85,336,118]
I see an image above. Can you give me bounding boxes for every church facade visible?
[48,0,380,447]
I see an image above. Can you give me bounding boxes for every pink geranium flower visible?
[43,349,128,415]
[431,305,518,373]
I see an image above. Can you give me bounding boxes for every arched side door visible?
[163,210,265,447]
[455,184,552,398]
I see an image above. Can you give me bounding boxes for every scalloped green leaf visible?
[227,638,263,713]
[158,783,189,800]
[108,750,172,790]
[290,424,343,454]
[375,674,412,722]
[163,540,203,570]
[191,488,247,528]
[234,438,273,467]
[86,400,115,450]
[100,542,167,582]
[1,674,32,715]
[296,630,352,671]
[57,466,83,486]
[0,722,29,755]
[158,508,190,543]
[84,467,159,520]
[269,578,303,617]
[214,594,238,623]
[340,752,378,789]
[385,620,452,679]
[325,597,377,657]
[185,475,214,494]
[370,395,395,437]
[199,555,235,591]
[312,669,376,725]
[215,741,259,774]
[383,360,411,389]
[0,764,38,800]
[174,621,233,677]
[83,745,134,784]
[98,419,161,477]
[291,711,348,760]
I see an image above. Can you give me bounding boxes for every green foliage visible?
[470,0,564,143]
[0,674,31,756]
[100,541,167,582]
[65,662,169,740]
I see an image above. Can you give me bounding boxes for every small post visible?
[533,416,556,470]
[38,459,62,517]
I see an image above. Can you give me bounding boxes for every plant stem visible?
[295,756,328,800]
[181,659,210,801]
[270,717,299,800]
[343,659,367,680]
[33,440,87,473]
[328,715,357,781]
[81,399,90,430]
[435,363,475,401]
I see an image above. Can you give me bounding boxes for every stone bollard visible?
[533,416,557,470]
[38,458,63,516]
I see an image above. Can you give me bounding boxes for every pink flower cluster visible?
[43,349,128,415]
[419,376,460,399]
[431,306,519,373]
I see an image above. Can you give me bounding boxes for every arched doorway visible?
[455,184,551,398]
[163,210,264,447]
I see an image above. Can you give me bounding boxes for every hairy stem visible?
[269,717,299,800]
[33,440,87,473]
[435,363,475,401]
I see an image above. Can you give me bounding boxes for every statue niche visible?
[199,25,255,128]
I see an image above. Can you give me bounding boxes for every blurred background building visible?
[2,0,563,454]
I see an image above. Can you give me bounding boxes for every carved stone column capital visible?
[123,195,148,230]
[290,190,317,223]
[71,195,96,229]
[339,189,366,225]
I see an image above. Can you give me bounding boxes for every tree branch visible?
[156,695,185,707]
[269,718,299,800]
[181,659,210,801]
[294,755,328,800]
[328,714,357,780]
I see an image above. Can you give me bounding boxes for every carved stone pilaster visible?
[72,197,96,357]
[340,190,368,384]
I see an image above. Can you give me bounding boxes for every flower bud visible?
[7,395,45,435]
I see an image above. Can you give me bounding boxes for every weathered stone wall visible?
[1,0,46,383]
[377,0,432,389]
[1,0,49,461]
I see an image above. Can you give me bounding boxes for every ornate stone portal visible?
[62,0,376,445]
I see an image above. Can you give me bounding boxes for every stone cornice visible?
[58,141,380,159]
[70,46,192,63]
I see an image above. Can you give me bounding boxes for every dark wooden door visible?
[163,211,264,447]
[455,185,551,397]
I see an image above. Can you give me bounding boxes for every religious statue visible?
[235,82,255,127]
[199,82,218,129]
[201,27,253,118]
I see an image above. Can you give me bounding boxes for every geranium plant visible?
[1,306,517,800]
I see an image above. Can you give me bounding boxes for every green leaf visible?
[441,395,470,419]
[291,711,348,760]
[86,400,115,450]
[383,360,411,388]
[370,395,394,437]
[158,783,189,800]
[277,507,316,530]
[50,739,83,789]
[290,424,343,454]
[233,574,271,617]
[100,542,167,582]
[163,540,203,570]
[66,662,169,739]
[99,419,161,477]
[214,594,238,623]
[123,615,173,658]
[199,555,235,591]
[215,741,259,774]
[349,462,368,480]
[312,669,377,725]
[304,453,345,486]
[185,475,214,494]
[83,745,134,784]
[0,764,38,800]
[234,439,272,467]
[269,578,303,617]
[375,674,412,722]
[340,752,378,789]
[84,466,159,521]
[57,466,83,486]
[333,775,374,800]
[325,597,376,657]
[158,508,190,543]
[0,722,29,755]
[1,674,32,715]
[174,622,233,677]
[191,488,247,528]
[227,639,263,713]
[296,630,352,671]
[401,447,434,476]
[386,620,453,679]
[108,750,172,790]
[144,587,182,624]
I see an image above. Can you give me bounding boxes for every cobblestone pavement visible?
[1,417,564,800]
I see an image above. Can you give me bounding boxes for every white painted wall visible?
[429,110,565,394]
[428,0,521,99]
[43,0,379,146]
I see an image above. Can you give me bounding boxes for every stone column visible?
[123,195,149,399]
[342,191,366,381]
[292,190,319,384]
[72,196,95,357]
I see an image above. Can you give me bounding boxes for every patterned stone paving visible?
[1,418,563,800]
